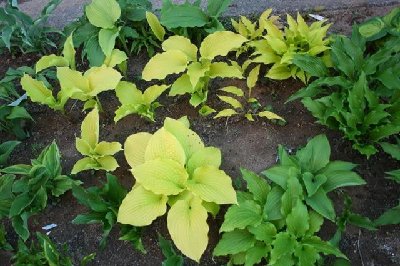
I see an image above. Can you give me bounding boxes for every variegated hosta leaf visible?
[146,11,165,41]
[163,118,204,159]
[186,147,221,175]
[132,158,188,195]
[167,197,209,262]
[187,166,237,204]
[118,184,168,226]
[142,50,189,81]
[214,108,238,119]
[258,111,285,121]
[200,31,248,60]
[144,128,186,165]
[124,132,152,168]
[162,36,198,61]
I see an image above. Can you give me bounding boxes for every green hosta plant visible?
[21,65,122,112]
[0,173,15,220]
[72,174,145,251]
[158,234,184,266]
[288,29,400,157]
[118,117,237,262]
[214,168,347,265]
[67,0,162,64]
[72,108,122,174]
[0,0,62,55]
[0,142,81,240]
[114,81,169,122]
[206,65,285,123]
[358,7,399,41]
[0,140,20,167]
[11,232,73,266]
[244,11,331,83]
[160,0,231,44]
[262,134,366,221]
[142,31,246,107]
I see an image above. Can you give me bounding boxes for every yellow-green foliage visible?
[236,11,331,83]
[114,81,169,122]
[118,117,237,262]
[141,31,247,107]
[72,108,122,174]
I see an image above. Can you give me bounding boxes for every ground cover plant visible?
[0,2,399,266]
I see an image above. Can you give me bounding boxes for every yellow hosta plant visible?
[72,108,122,174]
[142,31,247,107]
[238,11,331,83]
[114,81,169,122]
[118,117,237,262]
[21,65,122,112]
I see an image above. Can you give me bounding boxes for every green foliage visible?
[73,108,122,174]
[114,81,169,122]
[262,135,366,221]
[11,232,73,265]
[0,223,12,251]
[0,0,63,55]
[158,234,184,266]
[0,142,81,240]
[72,173,145,251]
[237,11,331,83]
[0,140,20,167]
[66,0,161,64]
[208,64,285,123]
[160,0,231,44]
[118,117,237,262]
[142,31,246,108]
[214,168,347,265]
[288,27,400,158]
[358,7,400,41]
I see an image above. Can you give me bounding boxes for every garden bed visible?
[0,1,399,266]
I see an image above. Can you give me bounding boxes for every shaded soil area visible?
[1,5,400,266]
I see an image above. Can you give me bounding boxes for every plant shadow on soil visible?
[0,4,400,266]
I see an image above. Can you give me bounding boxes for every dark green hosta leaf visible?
[161,1,209,29]
[305,188,335,221]
[213,229,256,256]
[119,225,145,253]
[331,38,355,79]
[302,172,327,197]
[375,202,400,226]
[302,236,347,259]
[281,174,303,217]
[11,211,30,241]
[292,54,329,78]
[270,232,297,264]
[296,134,331,173]
[348,72,367,122]
[158,234,183,266]
[380,141,400,160]
[245,243,269,266]
[220,200,263,232]
[347,213,376,230]
[102,173,127,204]
[386,169,400,183]
[248,223,277,243]
[240,168,270,205]
[294,244,319,266]
[0,140,20,166]
[207,0,231,17]
[286,200,310,237]
[72,185,109,213]
[263,186,284,221]
[84,36,105,67]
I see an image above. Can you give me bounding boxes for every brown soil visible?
[1,5,400,266]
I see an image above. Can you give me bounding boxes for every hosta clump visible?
[214,168,347,265]
[262,135,366,222]
[118,117,237,262]
[72,174,145,251]
[239,11,330,83]
[72,108,122,174]
[0,142,81,240]
[142,31,246,108]
[358,7,399,41]
[288,28,400,157]
[114,81,169,122]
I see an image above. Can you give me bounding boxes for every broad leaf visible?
[124,132,152,168]
[220,200,262,232]
[200,31,247,60]
[142,50,189,81]
[213,229,256,256]
[86,0,121,29]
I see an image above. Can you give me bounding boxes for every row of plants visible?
[0,0,399,264]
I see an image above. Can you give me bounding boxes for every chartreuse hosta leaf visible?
[35,34,76,73]
[236,10,331,83]
[72,108,122,174]
[214,167,347,265]
[142,31,246,108]
[118,117,236,262]
[114,81,168,122]
[85,0,121,29]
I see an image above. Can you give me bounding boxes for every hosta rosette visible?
[118,117,237,262]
